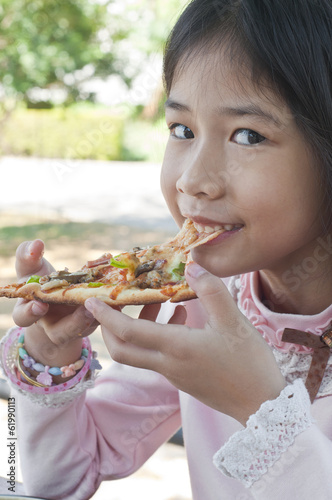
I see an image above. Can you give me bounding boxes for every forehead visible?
[168,50,290,124]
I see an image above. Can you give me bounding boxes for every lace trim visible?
[7,373,98,408]
[213,379,313,487]
[1,327,101,408]
[273,347,332,397]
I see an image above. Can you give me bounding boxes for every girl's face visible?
[161,52,326,279]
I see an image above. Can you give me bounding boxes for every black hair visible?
[163,0,332,226]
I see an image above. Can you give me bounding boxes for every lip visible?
[203,226,243,246]
[184,215,229,226]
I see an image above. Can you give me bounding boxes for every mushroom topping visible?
[40,269,92,285]
[134,260,155,278]
[50,270,90,284]
[131,271,162,289]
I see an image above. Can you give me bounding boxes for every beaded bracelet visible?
[16,357,48,388]
[17,333,89,387]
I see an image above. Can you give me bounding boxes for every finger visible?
[15,240,46,280]
[12,299,49,327]
[169,305,187,325]
[100,326,160,371]
[138,303,161,322]
[185,263,237,326]
[42,306,98,345]
[85,298,169,350]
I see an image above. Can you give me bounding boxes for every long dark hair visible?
[163,0,332,225]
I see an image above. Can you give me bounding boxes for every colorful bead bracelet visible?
[17,333,90,387]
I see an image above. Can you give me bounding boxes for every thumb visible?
[185,263,235,323]
[15,240,46,280]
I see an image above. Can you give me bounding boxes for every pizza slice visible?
[0,219,224,306]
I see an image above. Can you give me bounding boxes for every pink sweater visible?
[1,272,332,499]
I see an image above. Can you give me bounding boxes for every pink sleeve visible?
[0,318,181,500]
[16,362,180,499]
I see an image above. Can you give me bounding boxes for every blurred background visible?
[0,1,192,498]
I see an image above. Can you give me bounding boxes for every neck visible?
[258,266,332,315]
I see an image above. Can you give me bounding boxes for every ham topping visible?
[85,253,112,268]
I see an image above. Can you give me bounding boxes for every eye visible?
[169,123,194,140]
[232,129,266,145]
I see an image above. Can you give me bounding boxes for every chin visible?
[191,249,228,278]
[191,247,255,279]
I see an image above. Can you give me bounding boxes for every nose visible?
[176,149,227,199]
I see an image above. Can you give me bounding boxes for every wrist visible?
[1,327,98,397]
[238,376,287,426]
[17,330,90,387]
[24,323,83,368]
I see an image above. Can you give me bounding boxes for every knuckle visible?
[117,324,134,343]
[12,303,33,327]
[198,277,224,298]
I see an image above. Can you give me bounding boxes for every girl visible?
[1,0,332,498]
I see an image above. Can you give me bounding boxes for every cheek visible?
[160,148,181,215]
[160,163,174,206]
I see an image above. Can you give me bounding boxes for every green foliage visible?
[0,106,125,160]
[0,1,185,161]
[121,116,168,162]
[0,105,170,162]
[0,0,130,105]
[0,0,187,106]
[121,0,187,54]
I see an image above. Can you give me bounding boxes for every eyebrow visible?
[164,98,190,112]
[218,105,283,127]
[165,99,283,127]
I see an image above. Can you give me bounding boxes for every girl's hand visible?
[85,263,286,425]
[12,240,99,366]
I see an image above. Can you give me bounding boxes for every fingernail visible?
[27,240,43,259]
[31,301,47,316]
[85,298,97,314]
[26,241,34,256]
[186,262,207,279]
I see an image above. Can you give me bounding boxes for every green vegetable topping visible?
[110,256,129,269]
[88,282,105,288]
[110,253,138,272]
[170,262,186,280]
[27,275,41,284]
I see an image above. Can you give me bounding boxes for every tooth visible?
[215,225,222,231]
[204,226,215,233]
[194,223,204,232]
[223,224,234,231]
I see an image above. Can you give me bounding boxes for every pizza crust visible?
[0,281,197,306]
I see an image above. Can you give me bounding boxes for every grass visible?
[0,221,174,258]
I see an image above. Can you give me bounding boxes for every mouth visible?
[192,221,243,234]
[183,217,243,251]
[186,213,244,234]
